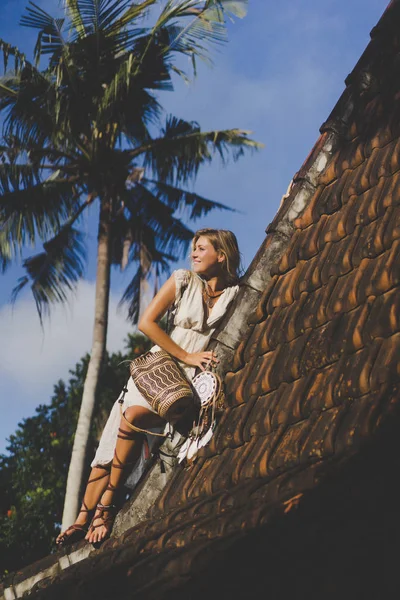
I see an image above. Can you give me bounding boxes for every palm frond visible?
[11,226,86,323]
[65,0,147,37]
[1,179,80,254]
[142,178,234,219]
[119,235,173,323]
[131,0,248,79]
[105,0,156,35]
[127,115,263,185]
[0,39,27,74]
[63,0,87,39]
[204,0,248,20]
[67,0,106,33]
[118,263,143,323]
[20,2,66,65]
[0,229,12,274]
[161,4,227,68]
[0,67,55,148]
[0,163,41,195]
[98,51,167,138]
[123,184,194,254]
[0,78,18,99]
[118,88,161,144]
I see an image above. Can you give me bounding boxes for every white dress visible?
[91,269,239,468]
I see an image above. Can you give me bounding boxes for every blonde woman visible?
[56,229,241,546]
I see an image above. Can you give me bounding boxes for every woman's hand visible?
[183,351,219,371]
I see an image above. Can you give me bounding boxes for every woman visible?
[56,228,241,546]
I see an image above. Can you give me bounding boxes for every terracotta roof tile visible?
[328,302,371,355]
[315,181,343,217]
[300,406,345,460]
[242,387,283,438]
[364,121,395,156]
[367,238,400,293]
[267,419,317,473]
[240,428,285,480]
[248,274,279,325]
[300,276,338,329]
[364,286,400,340]
[354,178,386,224]
[279,294,309,341]
[273,228,303,273]
[301,364,338,414]
[320,233,359,283]
[377,169,400,211]
[369,332,400,391]
[338,138,366,172]
[212,404,249,452]
[320,205,350,243]
[334,386,391,454]
[295,215,329,261]
[256,308,290,353]
[225,356,258,405]
[293,186,325,229]
[383,204,400,246]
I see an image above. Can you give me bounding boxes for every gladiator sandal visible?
[86,427,144,543]
[56,465,110,547]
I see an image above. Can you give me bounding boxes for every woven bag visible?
[129,350,193,419]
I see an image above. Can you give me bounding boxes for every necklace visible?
[202,283,225,309]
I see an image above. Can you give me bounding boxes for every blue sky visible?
[0,0,388,453]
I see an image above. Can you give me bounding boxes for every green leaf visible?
[20,2,66,64]
[0,39,27,74]
[64,0,87,38]
[119,238,173,324]
[142,178,234,219]
[1,179,80,254]
[128,115,263,185]
[206,0,248,20]
[11,226,87,323]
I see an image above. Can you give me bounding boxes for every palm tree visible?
[0,0,261,529]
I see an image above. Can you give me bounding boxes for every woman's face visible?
[191,235,224,277]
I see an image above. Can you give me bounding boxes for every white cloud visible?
[0,280,134,399]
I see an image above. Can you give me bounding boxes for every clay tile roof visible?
[4,2,400,599]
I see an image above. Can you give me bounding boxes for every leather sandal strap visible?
[87,470,110,485]
[67,523,87,533]
[58,523,88,541]
[110,449,137,472]
[117,427,137,441]
[78,501,93,514]
[90,503,117,530]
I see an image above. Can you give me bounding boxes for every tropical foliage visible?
[0,0,256,319]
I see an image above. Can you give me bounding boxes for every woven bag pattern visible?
[130,350,193,419]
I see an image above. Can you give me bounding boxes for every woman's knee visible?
[123,406,143,426]
[123,405,165,429]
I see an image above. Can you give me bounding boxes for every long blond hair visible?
[192,228,242,285]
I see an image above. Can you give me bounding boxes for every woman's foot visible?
[85,501,117,545]
[55,465,111,548]
[56,503,93,547]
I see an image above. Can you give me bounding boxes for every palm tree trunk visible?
[61,198,111,530]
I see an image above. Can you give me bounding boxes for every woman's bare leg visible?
[86,405,165,544]
[56,464,111,546]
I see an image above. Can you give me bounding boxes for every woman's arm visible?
[138,273,217,371]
